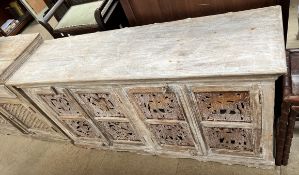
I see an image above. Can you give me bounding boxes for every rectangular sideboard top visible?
[0,33,42,83]
[8,6,286,86]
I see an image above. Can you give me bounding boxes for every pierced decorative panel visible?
[131,92,185,120]
[0,103,51,131]
[149,123,195,147]
[203,127,253,152]
[97,121,141,141]
[63,119,98,138]
[195,91,251,122]
[39,94,81,117]
[78,93,125,118]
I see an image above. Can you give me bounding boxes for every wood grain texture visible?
[0,33,69,141]
[0,33,42,83]
[7,6,286,86]
[2,6,287,168]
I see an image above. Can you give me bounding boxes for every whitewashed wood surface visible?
[0,33,41,83]
[8,6,286,86]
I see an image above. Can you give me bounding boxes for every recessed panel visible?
[203,127,254,152]
[77,93,125,118]
[97,121,141,142]
[131,92,185,120]
[39,94,81,117]
[0,103,52,132]
[194,91,251,122]
[149,123,195,147]
[63,119,98,138]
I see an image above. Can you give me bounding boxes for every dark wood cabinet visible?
[0,0,32,36]
[120,0,278,26]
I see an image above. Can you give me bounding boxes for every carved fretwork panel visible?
[203,127,254,152]
[194,91,251,122]
[77,93,125,118]
[63,119,98,138]
[149,123,195,147]
[39,94,81,117]
[97,121,141,141]
[131,92,185,120]
[0,103,51,131]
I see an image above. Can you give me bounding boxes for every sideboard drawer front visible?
[203,127,255,153]
[194,91,251,122]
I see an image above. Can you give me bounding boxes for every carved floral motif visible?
[149,123,195,146]
[203,127,253,152]
[64,119,98,138]
[78,93,125,118]
[132,92,185,120]
[195,92,251,122]
[98,121,141,141]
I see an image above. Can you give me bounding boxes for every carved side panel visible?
[78,93,125,118]
[0,103,51,131]
[149,123,195,146]
[131,92,185,120]
[203,127,254,152]
[97,121,141,141]
[39,94,81,117]
[194,91,251,122]
[0,115,12,126]
[63,119,98,138]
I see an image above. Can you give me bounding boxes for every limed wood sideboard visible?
[0,34,67,141]
[1,6,286,168]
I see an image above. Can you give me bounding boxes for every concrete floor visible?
[6,3,298,174]
[0,124,298,175]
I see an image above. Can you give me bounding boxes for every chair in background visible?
[276,50,299,166]
[21,0,128,38]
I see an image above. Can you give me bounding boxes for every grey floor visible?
[3,5,297,174]
[0,124,298,175]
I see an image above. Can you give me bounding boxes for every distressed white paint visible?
[8,6,286,86]
[2,6,287,168]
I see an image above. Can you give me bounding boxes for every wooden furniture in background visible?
[119,0,290,42]
[26,0,47,14]
[276,50,299,166]
[0,0,32,36]
[0,34,68,141]
[6,7,286,168]
[119,0,277,26]
[275,0,297,166]
[34,0,127,38]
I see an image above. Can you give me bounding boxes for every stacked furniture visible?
[1,6,286,168]
[0,33,68,141]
